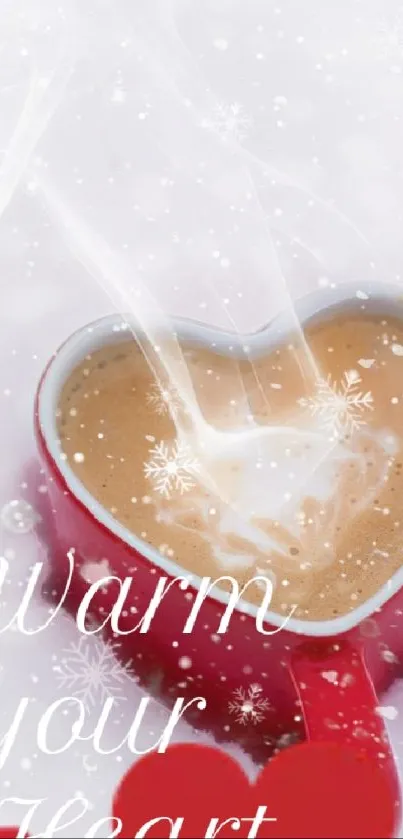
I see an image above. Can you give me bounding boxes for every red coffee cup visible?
[34,282,403,835]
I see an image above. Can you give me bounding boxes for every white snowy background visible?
[2,0,403,835]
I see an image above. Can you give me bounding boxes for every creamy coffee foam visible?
[57,310,403,621]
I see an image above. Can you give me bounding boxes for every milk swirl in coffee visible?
[58,309,403,621]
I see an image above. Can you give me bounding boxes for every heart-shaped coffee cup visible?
[35,281,403,825]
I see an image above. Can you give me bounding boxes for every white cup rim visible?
[36,279,403,637]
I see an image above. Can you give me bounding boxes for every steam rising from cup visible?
[0,0,394,584]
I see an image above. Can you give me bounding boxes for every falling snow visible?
[111,87,127,103]
[376,705,399,721]
[144,439,200,498]
[80,557,112,585]
[0,499,40,534]
[321,670,339,685]
[53,635,133,708]
[213,38,228,51]
[228,683,270,725]
[275,732,300,751]
[299,370,373,438]
[381,647,399,664]
[201,101,252,143]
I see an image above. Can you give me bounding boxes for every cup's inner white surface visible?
[56,306,403,622]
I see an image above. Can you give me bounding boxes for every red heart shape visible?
[113,742,397,838]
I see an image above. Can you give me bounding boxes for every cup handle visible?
[289,640,401,815]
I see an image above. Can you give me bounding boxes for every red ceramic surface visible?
[34,283,403,836]
[0,831,29,839]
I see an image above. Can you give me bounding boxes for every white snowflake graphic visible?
[146,382,181,417]
[373,17,403,59]
[144,439,200,499]
[299,369,373,438]
[53,635,133,709]
[201,101,252,143]
[228,683,270,726]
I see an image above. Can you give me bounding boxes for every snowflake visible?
[53,635,133,709]
[146,382,181,417]
[228,683,270,726]
[201,101,252,143]
[299,369,373,438]
[374,17,403,59]
[144,439,200,499]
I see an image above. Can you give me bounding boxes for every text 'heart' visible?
[112,741,397,838]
